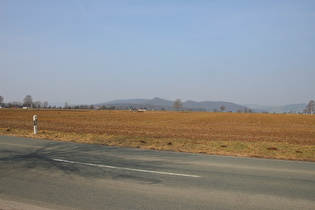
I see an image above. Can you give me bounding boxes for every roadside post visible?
[33,115,38,134]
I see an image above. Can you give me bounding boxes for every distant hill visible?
[183,100,247,112]
[105,99,150,105]
[245,103,307,113]
[96,97,249,112]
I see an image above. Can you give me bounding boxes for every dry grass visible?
[0,109,314,161]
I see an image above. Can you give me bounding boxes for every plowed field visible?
[1,109,314,161]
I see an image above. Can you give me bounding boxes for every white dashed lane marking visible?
[52,158,201,178]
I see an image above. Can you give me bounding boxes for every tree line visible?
[0,95,115,110]
[0,95,49,109]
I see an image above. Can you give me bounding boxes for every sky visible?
[1,0,315,106]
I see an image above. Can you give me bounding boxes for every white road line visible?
[52,158,201,178]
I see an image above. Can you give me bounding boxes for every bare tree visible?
[220,105,226,112]
[43,101,48,108]
[64,102,69,109]
[10,101,22,108]
[244,107,252,113]
[306,100,315,115]
[23,95,33,108]
[0,95,3,106]
[173,99,183,111]
[33,101,42,108]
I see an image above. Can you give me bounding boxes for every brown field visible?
[0,109,314,161]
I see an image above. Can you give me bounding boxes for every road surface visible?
[1,135,314,209]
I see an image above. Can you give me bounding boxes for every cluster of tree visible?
[0,95,49,109]
[64,103,116,110]
[237,107,253,113]
[214,106,239,113]
[0,95,118,110]
[213,107,252,113]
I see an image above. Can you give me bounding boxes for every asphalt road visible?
[0,136,314,210]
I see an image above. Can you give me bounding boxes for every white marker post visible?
[33,115,38,134]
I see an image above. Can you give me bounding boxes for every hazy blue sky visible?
[1,0,314,106]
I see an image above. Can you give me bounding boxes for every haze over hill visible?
[97,97,249,112]
[245,104,308,114]
[96,98,310,113]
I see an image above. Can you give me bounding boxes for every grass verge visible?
[1,127,314,161]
